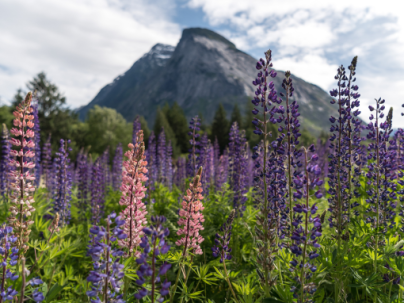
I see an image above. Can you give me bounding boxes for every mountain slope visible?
[78,28,336,134]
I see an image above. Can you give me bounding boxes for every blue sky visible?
[1,0,404,127]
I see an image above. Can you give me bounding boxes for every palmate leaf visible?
[192,264,218,286]
[178,281,205,302]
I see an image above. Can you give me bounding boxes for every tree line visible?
[0,72,317,161]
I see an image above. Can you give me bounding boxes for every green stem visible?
[179,255,194,303]
[223,260,240,303]
[18,258,26,303]
[169,262,183,303]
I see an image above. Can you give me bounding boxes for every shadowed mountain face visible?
[78,28,336,134]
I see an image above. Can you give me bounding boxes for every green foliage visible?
[210,104,230,153]
[81,105,132,158]
[164,102,189,154]
[0,105,14,130]
[230,104,243,129]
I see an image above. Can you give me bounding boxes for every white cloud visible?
[186,0,404,127]
[0,0,181,108]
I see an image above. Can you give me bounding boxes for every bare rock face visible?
[78,28,336,134]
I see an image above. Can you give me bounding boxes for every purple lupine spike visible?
[112,143,123,191]
[86,213,126,302]
[157,128,166,184]
[101,149,111,188]
[0,124,11,198]
[212,209,236,263]
[0,225,20,300]
[132,116,141,146]
[250,50,291,290]
[365,98,397,237]
[216,150,229,190]
[213,137,220,185]
[198,133,209,191]
[42,134,52,191]
[187,116,201,178]
[289,147,322,301]
[77,150,90,218]
[206,141,215,189]
[327,57,363,240]
[278,71,302,227]
[245,148,254,188]
[91,158,105,224]
[134,216,171,302]
[53,139,73,226]
[174,157,186,191]
[147,132,157,190]
[165,141,173,189]
[228,123,248,216]
[31,104,41,187]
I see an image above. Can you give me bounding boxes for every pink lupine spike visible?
[7,92,36,254]
[176,167,205,256]
[118,130,148,257]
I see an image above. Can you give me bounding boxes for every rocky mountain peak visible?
[78,27,336,135]
[141,43,175,67]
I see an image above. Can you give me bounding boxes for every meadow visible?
[0,49,402,303]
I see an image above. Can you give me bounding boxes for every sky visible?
[1,0,404,127]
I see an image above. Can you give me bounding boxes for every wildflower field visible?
[1,50,403,303]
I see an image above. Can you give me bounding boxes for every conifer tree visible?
[210,104,229,153]
[230,104,243,128]
[154,108,179,156]
[165,102,189,153]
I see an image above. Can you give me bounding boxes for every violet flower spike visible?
[134,216,171,303]
[86,213,126,303]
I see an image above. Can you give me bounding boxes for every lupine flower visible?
[198,133,213,192]
[7,92,36,253]
[91,159,104,224]
[157,129,166,184]
[278,71,302,227]
[187,116,200,178]
[112,143,123,191]
[215,152,229,190]
[77,150,90,218]
[212,209,235,262]
[165,141,173,189]
[41,134,52,191]
[173,157,186,191]
[176,167,205,255]
[365,98,397,241]
[0,124,11,198]
[228,123,248,216]
[147,132,157,189]
[289,147,322,301]
[86,213,126,303]
[0,225,19,303]
[213,137,221,187]
[132,116,141,146]
[53,139,72,226]
[134,216,171,303]
[101,149,111,188]
[327,58,362,241]
[118,131,148,257]
[250,50,290,291]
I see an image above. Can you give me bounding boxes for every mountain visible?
[78,28,336,134]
